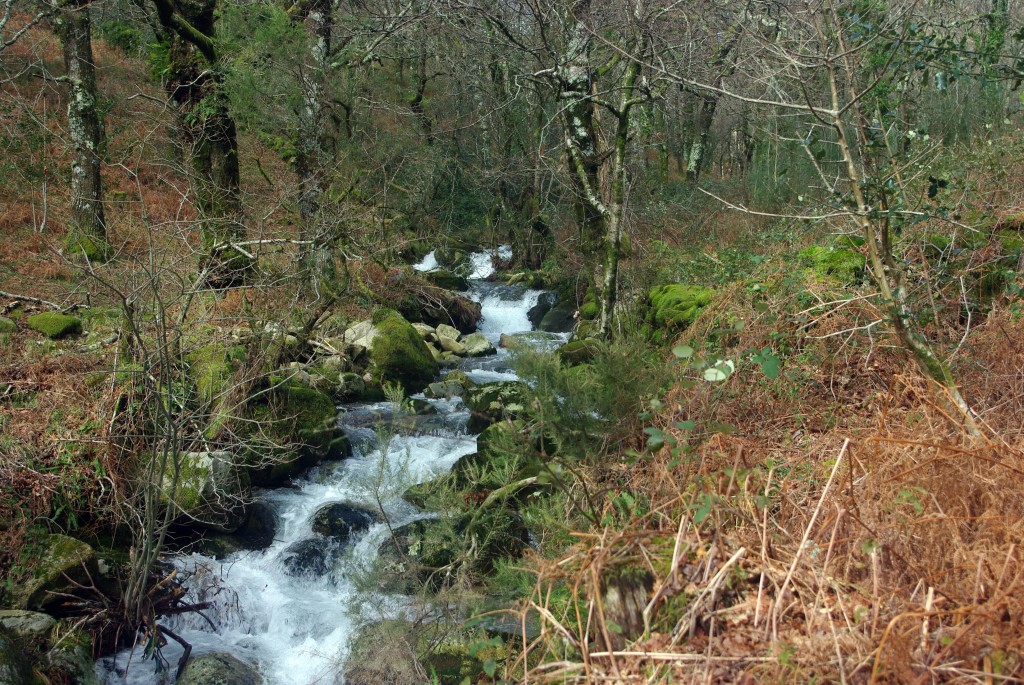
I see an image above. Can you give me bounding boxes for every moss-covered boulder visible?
[177,653,260,685]
[369,310,438,394]
[424,268,469,292]
[247,384,350,487]
[647,285,714,330]
[162,450,249,533]
[26,312,81,339]
[798,246,866,284]
[47,620,100,685]
[64,231,111,263]
[557,338,602,366]
[6,534,97,611]
[0,317,15,334]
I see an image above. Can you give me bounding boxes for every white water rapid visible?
[97,247,563,685]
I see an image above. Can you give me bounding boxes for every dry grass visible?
[506,276,1024,683]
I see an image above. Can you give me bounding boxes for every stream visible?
[96,248,564,685]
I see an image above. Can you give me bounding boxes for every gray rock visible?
[281,538,339,577]
[8,535,97,611]
[538,302,576,333]
[411,323,435,339]
[424,381,464,399]
[162,451,249,533]
[0,611,54,638]
[338,372,366,398]
[435,324,460,341]
[319,355,347,374]
[461,332,496,357]
[498,333,521,350]
[310,503,378,542]
[176,653,260,685]
[436,336,466,355]
[0,629,30,685]
[344,320,379,350]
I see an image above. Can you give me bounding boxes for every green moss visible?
[647,285,715,329]
[0,317,15,334]
[923,234,951,259]
[64,231,111,263]
[997,230,1023,257]
[189,344,230,406]
[798,246,866,284]
[370,311,438,394]
[557,338,602,366]
[9,534,97,610]
[26,313,81,339]
[578,301,599,320]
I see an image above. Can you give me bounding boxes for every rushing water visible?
[97,247,562,685]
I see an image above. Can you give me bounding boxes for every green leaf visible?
[674,420,696,430]
[672,344,694,359]
[703,359,734,382]
[483,659,497,677]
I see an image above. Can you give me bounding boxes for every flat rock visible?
[461,332,496,357]
[435,324,460,341]
[0,610,54,638]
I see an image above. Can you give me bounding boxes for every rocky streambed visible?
[94,247,570,685]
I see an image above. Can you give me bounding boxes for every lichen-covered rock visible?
[460,332,496,357]
[411,323,435,339]
[343,320,379,350]
[0,611,54,638]
[436,335,466,355]
[799,246,866,284]
[435,324,460,341]
[26,312,81,339]
[162,451,249,533]
[369,310,438,394]
[177,653,260,685]
[424,380,464,399]
[7,534,97,611]
[647,285,715,329]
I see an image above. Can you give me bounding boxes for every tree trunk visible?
[54,6,107,261]
[153,0,249,283]
[294,0,336,296]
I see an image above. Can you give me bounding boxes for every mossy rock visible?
[423,268,469,292]
[0,317,15,334]
[161,450,249,533]
[464,381,530,432]
[369,310,438,394]
[47,620,101,685]
[177,653,260,685]
[578,300,599,321]
[26,312,81,339]
[798,246,866,284]
[557,338,602,366]
[188,343,245,406]
[833,234,866,249]
[923,234,951,260]
[7,534,97,611]
[647,285,714,330]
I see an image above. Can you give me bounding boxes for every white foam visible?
[412,251,438,271]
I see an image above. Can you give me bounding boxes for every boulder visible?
[460,332,495,357]
[0,611,54,638]
[435,324,460,341]
[423,268,469,292]
[338,372,366,399]
[281,538,339,577]
[424,381,464,400]
[46,621,100,685]
[0,629,30,685]
[369,310,438,394]
[177,653,261,685]
[798,246,866,285]
[7,534,97,611]
[310,503,377,542]
[527,291,557,328]
[436,336,466,355]
[344,320,379,350]
[538,303,575,333]
[411,323,435,339]
[557,339,602,366]
[498,333,521,350]
[163,451,249,533]
[26,312,81,339]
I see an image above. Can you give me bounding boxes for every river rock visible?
[424,380,464,399]
[411,323,435,339]
[8,534,98,611]
[344,320,379,350]
[338,372,366,399]
[528,291,557,327]
[435,324,460,341]
[460,332,495,357]
[557,338,602,366]
[310,503,378,542]
[423,268,469,292]
[163,451,249,533]
[177,653,261,685]
[436,335,466,355]
[464,381,529,432]
[281,538,339,577]
[538,302,576,333]
[498,333,521,350]
[0,611,54,638]
[368,310,438,394]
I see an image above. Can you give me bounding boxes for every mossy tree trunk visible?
[53,5,108,261]
[152,0,250,283]
[684,24,741,185]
